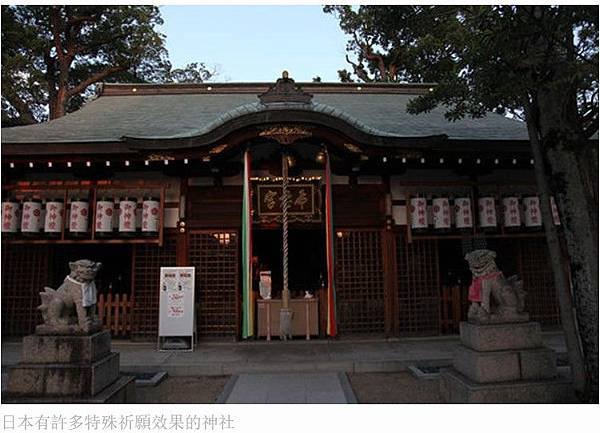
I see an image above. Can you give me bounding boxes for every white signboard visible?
[158,266,195,351]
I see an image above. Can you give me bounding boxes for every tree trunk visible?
[524,105,587,399]
[49,87,67,120]
[536,90,599,402]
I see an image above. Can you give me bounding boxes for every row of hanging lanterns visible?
[2,196,161,236]
[408,195,561,230]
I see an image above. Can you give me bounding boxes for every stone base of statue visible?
[4,331,135,403]
[440,322,572,403]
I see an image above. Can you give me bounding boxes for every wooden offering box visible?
[257,298,318,340]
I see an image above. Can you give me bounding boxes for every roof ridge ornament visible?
[258,71,313,105]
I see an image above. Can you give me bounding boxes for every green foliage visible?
[325,5,598,136]
[1,5,215,124]
[168,62,216,84]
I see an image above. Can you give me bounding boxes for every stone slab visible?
[453,345,521,383]
[453,345,557,383]
[223,372,351,404]
[21,331,111,364]
[3,375,136,404]
[440,368,573,403]
[459,322,543,352]
[520,347,557,380]
[7,352,120,397]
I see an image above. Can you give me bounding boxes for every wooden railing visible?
[97,293,133,337]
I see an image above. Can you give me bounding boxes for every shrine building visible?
[1,74,562,341]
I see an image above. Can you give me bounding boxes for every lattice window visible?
[131,234,177,339]
[334,230,385,334]
[1,244,50,336]
[188,231,239,338]
[517,238,560,325]
[396,234,440,335]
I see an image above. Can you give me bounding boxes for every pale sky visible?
[159,5,351,82]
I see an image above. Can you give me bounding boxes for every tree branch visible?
[66,65,127,97]
[352,32,388,80]
[2,92,37,125]
[49,6,65,61]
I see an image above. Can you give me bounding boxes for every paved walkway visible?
[219,373,355,403]
[1,332,567,377]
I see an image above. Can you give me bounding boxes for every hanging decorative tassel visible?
[241,149,254,338]
[324,151,337,337]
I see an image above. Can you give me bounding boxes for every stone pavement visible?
[2,332,567,379]
[219,372,356,403]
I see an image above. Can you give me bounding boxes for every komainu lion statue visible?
[465,249,529,324]
[36,259,103,335]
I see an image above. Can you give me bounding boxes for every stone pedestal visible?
[4,331,135,403]
[440,322,572,403]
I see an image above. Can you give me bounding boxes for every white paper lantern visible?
[44,200,64,233]
[523,196,542,227]
[21,199,43,233]
[502,197,521,227]
[478,197,497,228]
[69,199,89,233]
[118,198,137,233]
[2,199,19,233]
[142,197,160,234]
[454,197,473,228]
[432,197,451,229]
[550,196,561,226]
[409,197,428,229]
[95,199,114,234]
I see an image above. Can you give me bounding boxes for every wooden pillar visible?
[176,177,189,266]
[382,229,398,337]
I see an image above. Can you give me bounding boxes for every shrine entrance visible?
[252,228,326,301]
[244,137,332,339]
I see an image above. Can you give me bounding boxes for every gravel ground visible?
[348,372,442,403]
[136,376,230,404]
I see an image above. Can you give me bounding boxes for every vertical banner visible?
[478,196,497,228]
[241,150,254,338]
[550,196,561,226]
[454,197,473,228]
[502,196,521,227]
[409,197,428,229]
[432,197,451,229]
[523,196,542,227]
[324,151,337,337]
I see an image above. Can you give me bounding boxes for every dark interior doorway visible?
[252,228,326,298]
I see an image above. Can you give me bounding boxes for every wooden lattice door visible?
[188,230,239,338]
[334,230,386,334]
[517,238,560,325]
[131,234,177,339]
[1,244,51,336]
[396,234,440,335]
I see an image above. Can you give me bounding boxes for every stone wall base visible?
[453,345,557,383]
[7,352,120,397]
[5,332,134,403]
[3,376,136,404]
[440,368,573,403]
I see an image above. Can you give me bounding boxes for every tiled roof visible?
[1,83,530,145]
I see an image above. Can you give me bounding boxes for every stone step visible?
[21,331,111,364]
[7,352,120,397]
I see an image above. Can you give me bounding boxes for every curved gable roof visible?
[1,82,530,146]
